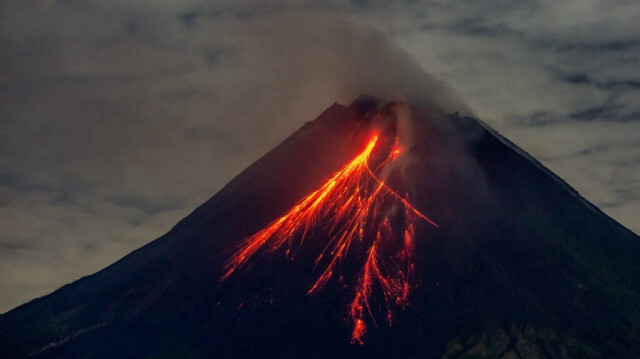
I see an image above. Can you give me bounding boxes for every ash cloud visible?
[210,12,470,138]
[0,3,468,313]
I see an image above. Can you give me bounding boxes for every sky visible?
[0,0,638,313]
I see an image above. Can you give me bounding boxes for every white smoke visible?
[215,11,471,143]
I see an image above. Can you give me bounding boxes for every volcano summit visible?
[1,98,639,358]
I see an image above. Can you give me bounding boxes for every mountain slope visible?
[1,98,639,358]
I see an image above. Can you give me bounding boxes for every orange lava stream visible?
[221,134,437,344]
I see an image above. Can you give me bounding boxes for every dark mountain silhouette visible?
[1,98,639,358]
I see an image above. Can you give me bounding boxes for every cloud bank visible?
[1,0,638,312]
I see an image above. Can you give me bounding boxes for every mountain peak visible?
[2,99,639,358]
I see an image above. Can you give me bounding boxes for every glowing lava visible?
[221,133,438,344]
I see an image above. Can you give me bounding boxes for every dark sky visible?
[1,0,638,312]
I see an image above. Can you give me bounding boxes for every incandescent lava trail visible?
[221,132,438,344]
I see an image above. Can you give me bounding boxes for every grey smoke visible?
[0,6,468,313]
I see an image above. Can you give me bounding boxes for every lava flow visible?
[221,132,438,344]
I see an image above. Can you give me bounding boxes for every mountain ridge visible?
[1,98,639,358]
[472,115,632,235]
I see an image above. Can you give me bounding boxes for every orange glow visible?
[221,133,437,344]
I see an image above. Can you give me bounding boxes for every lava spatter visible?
[221,133,437,344]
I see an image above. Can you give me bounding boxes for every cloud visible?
[0,0,638,313]
[385,0,640,231]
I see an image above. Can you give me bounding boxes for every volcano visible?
[1,98,639,358]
